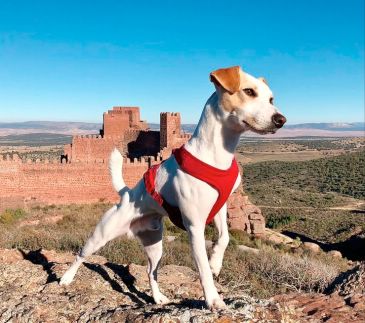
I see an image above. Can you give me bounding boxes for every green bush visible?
[0,208,27,224]
[267,214,296,229]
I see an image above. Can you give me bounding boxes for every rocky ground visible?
[0,249,364,322]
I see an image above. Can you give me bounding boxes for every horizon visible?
[0,119,365,127]
[0,0,364,124]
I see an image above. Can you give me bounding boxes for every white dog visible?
[60,66,286,310]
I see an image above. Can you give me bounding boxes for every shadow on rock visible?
[282,230,365,261]
[18,248,58,284]
[84,262,153,305]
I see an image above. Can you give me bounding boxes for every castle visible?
[0,106,265,235]
[62,107,191,164]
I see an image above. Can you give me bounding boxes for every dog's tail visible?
[109,148,128,194]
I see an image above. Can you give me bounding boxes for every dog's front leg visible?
[209,204,229,277]
[186,222,226,310]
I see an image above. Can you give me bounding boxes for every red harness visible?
[144,145,239,230]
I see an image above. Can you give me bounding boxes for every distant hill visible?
[0,121,101,136]
[0,121,363,138]
[285,122,364,131]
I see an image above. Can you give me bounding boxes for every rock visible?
[1,248,364,322]
[328,250,343,258]
[273,292,365,322]
[348,294,365,310]
[302,242,321,254]
[227,177,265,236]
[0,249,280,322]
[237,245,259,254]
[325,262,365,296]
[128,263,227,299]
[0,248,23,263]
[263,228,294,245]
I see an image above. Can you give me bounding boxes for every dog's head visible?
[210,66,286,134]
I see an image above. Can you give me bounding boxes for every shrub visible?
[249,247,340,293]
[267,214,296,229]
[0,208,27,224]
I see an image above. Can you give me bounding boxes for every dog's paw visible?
[207,297,227,311]
[209,257,222,277]
[59,271,75,286]
[153,292,170,305]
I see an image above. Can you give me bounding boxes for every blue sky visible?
[0,0,364,124]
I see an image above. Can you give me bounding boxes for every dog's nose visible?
[272,113,287,128]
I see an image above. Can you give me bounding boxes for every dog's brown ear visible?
[210,66,241,94]
[258,77,268,85]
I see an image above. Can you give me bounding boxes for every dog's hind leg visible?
[136,217,170,305]
[60,193,135,285]
[209,204,229,277]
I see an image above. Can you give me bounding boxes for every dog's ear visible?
[258,77,268,85]
[210,66,241,94]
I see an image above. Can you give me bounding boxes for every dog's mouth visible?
[242,120,276,135]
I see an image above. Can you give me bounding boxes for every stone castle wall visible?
[0,154,152,207]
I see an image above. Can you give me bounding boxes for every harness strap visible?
[144,145,239,230]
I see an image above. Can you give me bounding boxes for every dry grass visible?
[0,203,349,298]
[248,247,340,293]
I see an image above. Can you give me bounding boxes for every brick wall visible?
[67,135,123,163]
[0,155,149,210]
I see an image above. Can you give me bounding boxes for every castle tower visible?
[160,112,181,149]
[102,106,148,137]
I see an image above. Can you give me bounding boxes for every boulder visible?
[328,250,343,259]
[237,245,259,254]
[302,242,321,254]
[263,228,294,245]
[227,180,265,236]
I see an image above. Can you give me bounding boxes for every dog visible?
[60,65,286,310]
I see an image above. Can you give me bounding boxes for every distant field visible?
[243,150,365,201]
[0,133,72,146]
[237,150,338,164]
[237,137,364,164]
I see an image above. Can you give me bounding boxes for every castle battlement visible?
[73,135,122,141]
[160,112,180,117]
[107,106,140,114]
[0,153,163,168]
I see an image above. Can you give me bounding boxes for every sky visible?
[0,0,364,124]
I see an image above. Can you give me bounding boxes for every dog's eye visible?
[243,88,256,97]
[269,97,274,104]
